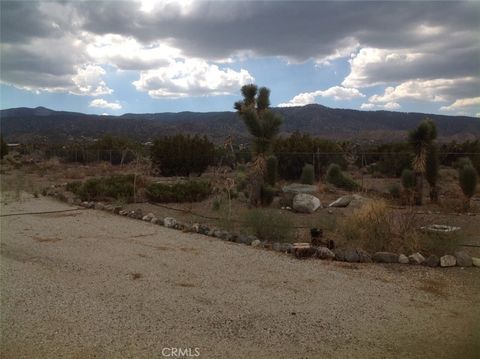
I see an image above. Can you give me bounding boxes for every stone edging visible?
[43,189,480,269]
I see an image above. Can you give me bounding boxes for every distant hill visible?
[1,105,479,144]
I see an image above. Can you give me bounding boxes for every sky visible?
[0,0,479,117]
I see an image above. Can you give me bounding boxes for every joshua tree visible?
[408,119,437,205]
[425,143,440,203]
[234,84,282,206]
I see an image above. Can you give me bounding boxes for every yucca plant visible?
[408,119,437,205]
[235,85,282,206]
[266,155,278,187]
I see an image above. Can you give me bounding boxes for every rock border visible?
[43,188,479,269]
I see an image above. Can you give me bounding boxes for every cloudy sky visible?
[1,0,479,116]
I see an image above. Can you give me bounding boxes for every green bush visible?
[357,142,413,177]
[67,174,137,202]
[455,157,474,170]
[260,184,275,206]
[326,164,359,191]
[273,131,346,180]
[401,169,415,189]
[243,209,294,242]
[388,183,401,199]
[151,134,215,176]
[300,164,315,185]
[266,155,278,186]
[146,181,212,203]
[459,165,478,199]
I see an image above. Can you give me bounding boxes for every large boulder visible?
[372,252,399,263]
[292,193,321,213]
[348,194,369,208]
[282,183,317,194]
[454,251,473,267]
[163,217,177,228]
[472,257,480,267]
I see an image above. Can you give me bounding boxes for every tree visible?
[150,134,215,176]
[235,84,282,206]
[408,119,437,205]
[425,143,440,203]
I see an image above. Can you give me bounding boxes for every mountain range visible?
[1,105,479,144]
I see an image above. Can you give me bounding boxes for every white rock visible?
[408,252,425,265]
[398,254,409,264]
[472,257,480,267]
[328,196,353,208]
[251,239,261,248]
[440,255,456,267]
[163,217,177,228]
[292,193,321,213]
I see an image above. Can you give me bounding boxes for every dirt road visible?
[1,195,479,358]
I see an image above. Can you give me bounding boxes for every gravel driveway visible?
[1,196,479,358]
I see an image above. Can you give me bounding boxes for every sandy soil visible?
[1,195,479,358]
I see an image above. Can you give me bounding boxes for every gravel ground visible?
[1,195,479,358]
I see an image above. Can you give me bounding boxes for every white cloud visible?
[89,98,122,110]
[359,102,401,111]
[71,65,113,96]
[360,103,375,110]
[132,59,254,98]
[278,86,365,107]
[86,34,181,71]
[440,97,480,112]
[383,102,401,110]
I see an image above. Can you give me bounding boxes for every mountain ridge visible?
[1,105,479,143]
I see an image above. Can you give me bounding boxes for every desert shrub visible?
[300,164,315,185]
[260,184,275,206]
[358,142,413,177]
[326,164,359,191]
[0,136,8,159]
[243,209,294,242]
[459,165,478,209]
[425,144,440,202]
[401,169,415,189]
[212,199,221,211]
[146,180,212,203]
[440,140,480,173]
[273,131,346,180]
[266,155,278,186]
[455,157,474,170]
[388,183,401,199]
[150,134,215,176]
[340,200,460,254]
[68,174,138,202]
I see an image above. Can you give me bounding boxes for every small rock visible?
[237,234,253,245]
[398,254,409,264]
[408,252,425,265]
[328,195,353,208]
[344,248,360,263]
[356,248,372,263]
[454,251,472,267]
[152,218,163,225]
[292,193,321,213]
[131,209,143,219]
[316,247,335,260]
[292,243,316,258]
[333,248,347,261]
[440,255,456,267]
[142,213,155,221]
[425,255,440,267]
[150,216,158,223]
[163,217,177,228]
[81,201,89,207]
[119,209,128,216]
[472,257,480,267]
[251,239,261,248]
[113,206,122,214]
[372,252,399,263]
[272,242,282,251]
